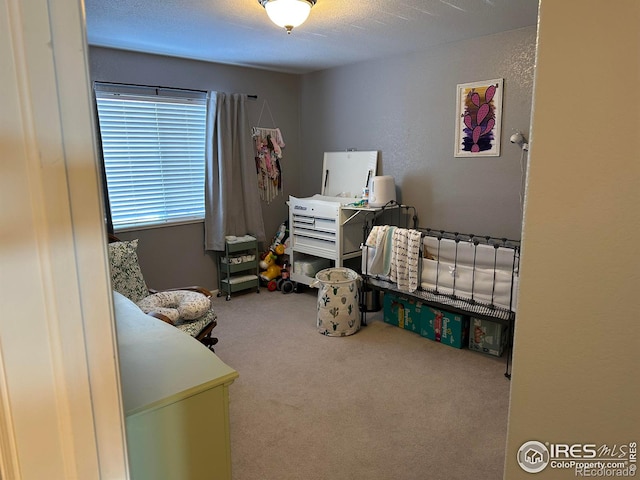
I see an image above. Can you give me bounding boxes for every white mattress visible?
[362,239,519,311]
[423,236,518,272]
[420,258,518,310]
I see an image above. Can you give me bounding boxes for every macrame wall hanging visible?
[253,100,285,204]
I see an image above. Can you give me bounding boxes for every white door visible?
[0,0,129,478]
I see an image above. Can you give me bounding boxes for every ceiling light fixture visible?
[259,0,317,34]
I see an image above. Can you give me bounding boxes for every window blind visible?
[95,83,207,230]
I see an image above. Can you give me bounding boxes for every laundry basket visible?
[312,267,361,336]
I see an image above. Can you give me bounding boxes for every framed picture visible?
[454,78,503,157]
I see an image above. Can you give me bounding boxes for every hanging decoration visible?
[253,100,285,204]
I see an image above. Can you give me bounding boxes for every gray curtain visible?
[204,92,266,251]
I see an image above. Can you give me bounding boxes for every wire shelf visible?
[365,276,515,324]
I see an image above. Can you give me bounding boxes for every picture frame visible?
[454,78,503,157]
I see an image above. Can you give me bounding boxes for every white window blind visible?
[95,83,207,230]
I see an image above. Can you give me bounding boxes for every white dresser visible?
[114,292,238,480]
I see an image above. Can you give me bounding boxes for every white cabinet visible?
[287,149,382,286]
[288,195,375,285]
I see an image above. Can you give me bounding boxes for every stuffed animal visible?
[259,251,282,282]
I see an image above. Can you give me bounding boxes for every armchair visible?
[107,235,218,350]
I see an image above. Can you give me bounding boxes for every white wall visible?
[505,1,640,478]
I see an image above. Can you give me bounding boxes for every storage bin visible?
[383,293,423,333]
[468,317,508,356]
[293,255,331,278]
[421,307,470,349]
[312,268,361,336]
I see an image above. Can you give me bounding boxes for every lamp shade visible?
[261,0,315,33]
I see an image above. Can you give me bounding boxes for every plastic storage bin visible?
[312,268,361,336]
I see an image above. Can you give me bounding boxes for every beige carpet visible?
[211,288,510,480]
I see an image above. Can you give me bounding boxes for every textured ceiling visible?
[85,0,539,74]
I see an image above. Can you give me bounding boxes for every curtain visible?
[204,92,266,251]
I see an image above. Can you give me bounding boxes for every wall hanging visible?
[253,100,285,204]
[454,78,503,157]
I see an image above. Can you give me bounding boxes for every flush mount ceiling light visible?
[259,0,317,34]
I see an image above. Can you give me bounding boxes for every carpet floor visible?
[211,287,510,480]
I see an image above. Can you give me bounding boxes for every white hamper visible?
[313,268,361,336]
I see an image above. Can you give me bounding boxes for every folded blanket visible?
[390,228,422,292]
[381,226,396,275]
[365,226,396,275]
[365,226,384,247]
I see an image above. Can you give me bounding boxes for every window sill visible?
[114,218,204,234]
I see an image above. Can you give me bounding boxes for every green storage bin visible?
[421,307,469,349]
[383,293,423,334]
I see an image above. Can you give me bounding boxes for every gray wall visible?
[90,47,301,290]
[300,27,536,240]
[91,26,536,289]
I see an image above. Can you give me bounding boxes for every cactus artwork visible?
[455,79,503,157]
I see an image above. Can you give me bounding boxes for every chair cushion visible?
[136,290,211,324]
[108,239,149,303]
[175,308,217,338]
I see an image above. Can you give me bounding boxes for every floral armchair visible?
[107,236,218,350]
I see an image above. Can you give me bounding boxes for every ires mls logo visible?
[518,440,637,475]
[518,441,550,473]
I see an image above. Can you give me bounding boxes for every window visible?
[95,83,207,230]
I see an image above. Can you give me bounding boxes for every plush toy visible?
[259,250,282,282]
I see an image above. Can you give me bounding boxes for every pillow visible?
[136,290,211,323]
[107,239,149,303]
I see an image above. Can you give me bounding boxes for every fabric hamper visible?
[312,268,361,336]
